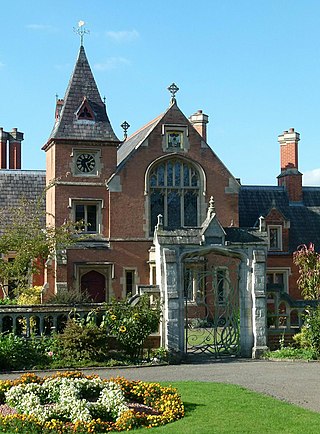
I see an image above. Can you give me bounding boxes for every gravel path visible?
[1,359,320,413]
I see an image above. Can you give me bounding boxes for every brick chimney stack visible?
[277,128,302,202]
[0,128,8,169]
[9,128,24,169]
[189,110,209,142]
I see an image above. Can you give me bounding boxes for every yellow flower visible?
[119,325,126,332]
[111,314,117,321]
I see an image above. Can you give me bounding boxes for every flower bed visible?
[0,372,184,433]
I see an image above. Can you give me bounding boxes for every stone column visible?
[239,256,254,357]
[251,249,268,358]
[156,243,184,359]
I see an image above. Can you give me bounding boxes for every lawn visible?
[132,381,320,434]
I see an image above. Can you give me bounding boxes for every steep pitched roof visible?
[239,185,320,252]
[117,114,163,166]
[46,46,119,144]
[0,170,46,234]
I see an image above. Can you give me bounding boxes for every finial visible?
[156,214,163,230]
[121,121,130,139]
[207,196,215,218]
[167,83,179,104]
[73,20,90,46]
[103,96,106,105]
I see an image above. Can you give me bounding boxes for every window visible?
[266,269,290,293]
[149,159,200,232]
[268,225,282,251]
[72,200,102,234]
[125,270,135,296]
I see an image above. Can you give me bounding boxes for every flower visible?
[111,315,117,321]
[47,351,53,357]
[119,325,126,333]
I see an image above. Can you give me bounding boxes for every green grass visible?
[132,381,320,434]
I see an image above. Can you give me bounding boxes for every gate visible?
[184,253,240,358]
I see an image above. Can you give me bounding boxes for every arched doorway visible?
[81,270,106,302]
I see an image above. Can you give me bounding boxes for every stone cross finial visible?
[74,20,90,46]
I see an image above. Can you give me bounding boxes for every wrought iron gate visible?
[184,254,240,357]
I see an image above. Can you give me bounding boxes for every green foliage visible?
[265,346,316,360]
[46,288,92,304]
[0,334,53,370]
[54,318,109,363]
[103,294,161,360]
[0,192,82,293]
[293,243,320,300]
[16,286,42,305]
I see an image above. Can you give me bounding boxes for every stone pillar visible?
[156,243,184,359]
[251,249,268,358]
[239,256,254,357]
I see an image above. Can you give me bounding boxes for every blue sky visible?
[1,0,320,185]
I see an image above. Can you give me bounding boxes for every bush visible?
[0,334,53,370]
[54,318,109,364]
[293,305,320,357]
[102,294,161,360]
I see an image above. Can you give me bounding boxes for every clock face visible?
[76,153,96,173]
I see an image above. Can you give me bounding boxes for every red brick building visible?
[2,43,320,353]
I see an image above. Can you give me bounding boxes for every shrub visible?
[102,294,161,360]
[54,318,109,363]
[0,334,53,371]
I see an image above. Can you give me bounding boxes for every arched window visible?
[149,159,200,232]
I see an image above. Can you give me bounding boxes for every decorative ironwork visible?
[121,121,130,139]
[73,20,90,46]
[167,83,179,103]
[184,253,240,358]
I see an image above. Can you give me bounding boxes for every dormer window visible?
[268,225,282,251]
[76,97,95,121]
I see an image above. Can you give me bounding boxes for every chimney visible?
[0,128,8,169]
[8,128,24,169]
[55,99,64,121]
[277,128,302,202]
[189,110,209,142]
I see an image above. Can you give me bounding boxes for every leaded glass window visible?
[149,159,200,233]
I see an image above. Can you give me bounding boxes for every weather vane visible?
[73,20,90,46]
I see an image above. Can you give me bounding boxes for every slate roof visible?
[47,46,119,144]
[0,170,46,234]
[239,185,320,252]
[117,114,163,166]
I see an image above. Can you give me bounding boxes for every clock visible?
[76,153,96,173]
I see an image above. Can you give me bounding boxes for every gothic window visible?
[149,159,200,233]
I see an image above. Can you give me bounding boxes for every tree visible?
[0,192,81,294]
[293,243,320,300]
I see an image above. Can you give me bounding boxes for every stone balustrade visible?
[0,303,106,337]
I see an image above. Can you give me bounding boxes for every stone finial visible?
[259,215,266,232]
[156,214,163,230]
[207,196,215,218]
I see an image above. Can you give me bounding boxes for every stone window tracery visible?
[149,158,200,233]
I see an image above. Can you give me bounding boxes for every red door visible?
[81,270,106,302]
